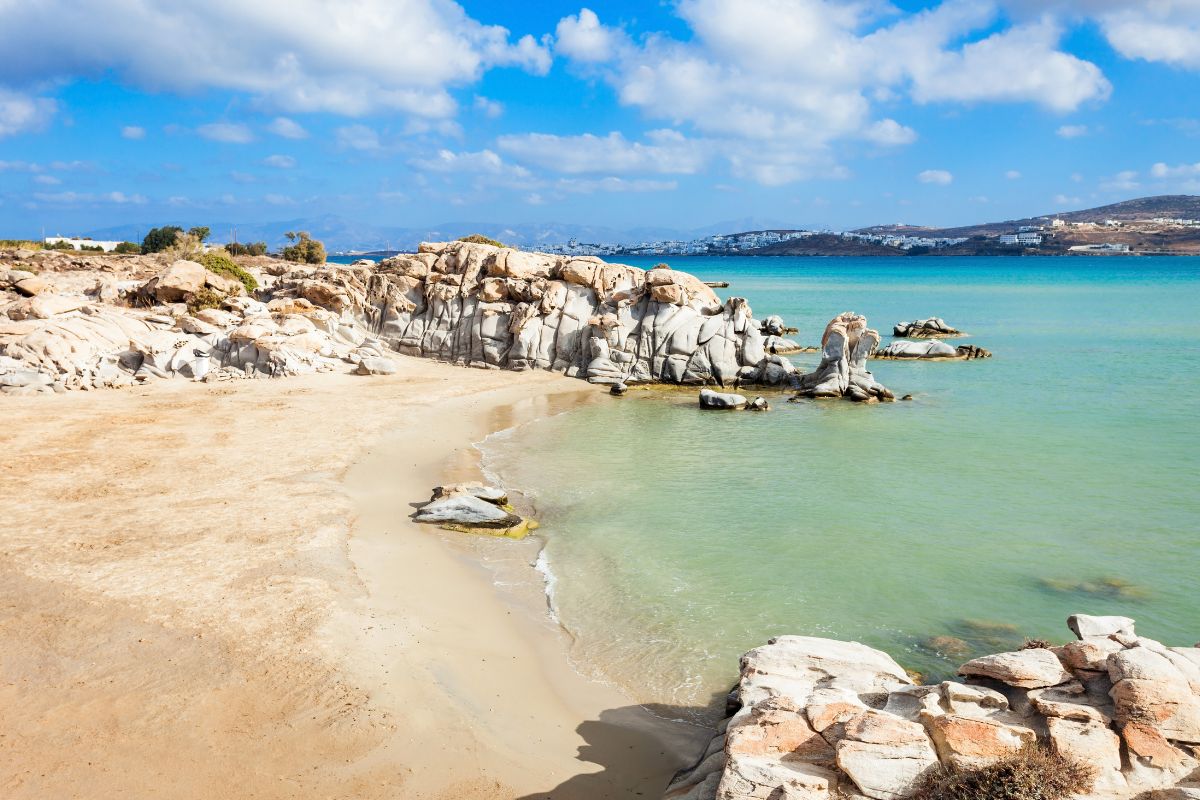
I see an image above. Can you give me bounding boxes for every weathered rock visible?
[958,648,1074,689]
[430,483,508,506]
[1061,636,1125,671]
[609,382,627,396]
[14,276,49,296]
[836,711,938,800]
[1069,613,1137,640]
[414,494,523,529]
[700,389,748,410]
[1046,717,1127,792]
[873,340,958,359]
[792,313,894,402]
[150,260,207,302]
[893,317,961,337]
[747,396,769,411]
[355,356,397,375]
[920,712,1036,767]
[955,344,992,359]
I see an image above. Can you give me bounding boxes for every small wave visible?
[533,546,561,624]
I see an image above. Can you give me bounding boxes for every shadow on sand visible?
[514,697,725,800]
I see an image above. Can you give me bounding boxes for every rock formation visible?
[893,318,962,338]
[873,341,993,360]
[1,243,891,399]
[700,389,749,410]
[414,482,535,538]
[792,313,894,402]
[665,615,1200,800]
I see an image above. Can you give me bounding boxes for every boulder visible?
[747,396,769,411]
[430,483,508,506]
[958,649,1074,689]
[414,494,522,529]
[873,340,958,359]
[1046,717,1127,793]
[893,317,961,337]
[14,276,49,296]
[836,711,938,800]
[920,712,1036,767]
[151,260,207,302]
[1068,614,1136,640]
[700,389,748,410]
[355,356,397,375]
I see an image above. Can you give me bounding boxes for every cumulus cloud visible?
[263,154,296,168]
[1057,124,1089,138]
[1101,169,1139,191]
[33,174,61,185]
[549,0,1109,184]
[0,88,56,138]
[1151,161,1200,178]
[1054,193,1081,206]
[496,130,708,174]
[1006,169,1022,179]
[1095,4,1200,69]
[197,122,254,143]
[473,95,503,118]
[0,0,551,117]
[918,169,954,185]
[121,125,146,140]
[268,117,308,139]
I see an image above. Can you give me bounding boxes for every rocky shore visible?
[1,242,904,402]
[666,615,1200,800]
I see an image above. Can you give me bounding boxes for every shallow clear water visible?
[481,256,1200,717]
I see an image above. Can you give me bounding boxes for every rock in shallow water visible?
[699,389,748,410]
[893,317,962,337]
[414,495,522,528]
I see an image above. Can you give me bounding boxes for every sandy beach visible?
[0,357,707,799]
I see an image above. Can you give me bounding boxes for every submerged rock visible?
[894,317,962,337]
[747,396,770,411]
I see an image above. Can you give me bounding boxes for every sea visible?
[470,255,1200,720]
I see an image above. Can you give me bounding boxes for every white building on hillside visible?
[44,237,123,252]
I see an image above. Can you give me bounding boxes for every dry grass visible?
[910,746,1094,800]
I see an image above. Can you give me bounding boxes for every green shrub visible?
[188,226,211,242]
[186,287,226,314]
[114,241,141,254]
[80,244,104,252]
[199,250,258,293]
[142,225,183,254]
[457,233,506,248]
[910,746,1094,800]
[281,231,326,264]
[45,239,77,251]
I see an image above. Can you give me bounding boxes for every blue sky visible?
[2,0,1200,238]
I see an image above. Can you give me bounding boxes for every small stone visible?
[609,382,627,396]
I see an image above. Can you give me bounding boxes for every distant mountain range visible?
[83,215,803,253]
[79,196,1200,254]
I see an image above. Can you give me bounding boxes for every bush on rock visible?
[199,250,257,293]
[910,746,1094,800]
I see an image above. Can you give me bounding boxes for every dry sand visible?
[0,356,708,799]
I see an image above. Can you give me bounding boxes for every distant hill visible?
[856,195,1200,238]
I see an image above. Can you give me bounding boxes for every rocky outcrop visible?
[700,389,748,410]
[873,341,993,360]
[666,616,1200,800]
[893,317,962,338]
[2,244,896,399]
[792,313,894,402]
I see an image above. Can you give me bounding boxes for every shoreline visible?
[0,358,707,799]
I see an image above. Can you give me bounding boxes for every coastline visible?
[0,356,707,799]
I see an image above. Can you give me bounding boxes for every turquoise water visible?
[482,256,1200,717]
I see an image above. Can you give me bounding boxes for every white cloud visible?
[268,117,308,139]
[31,190,146,204]
[1057,124,1089,138]
[411,148,530,178]
[525,192,546,205]
[1054,193,1081,206]
[0,88,56,138]
[1005,169,1022,179]
[197,122,254,143]
[551,1,1108,185]
[0,160,41,172]
[33,174,60,185]
[918,169,954,185]
[554,8,629,63]
[107,191,147,204]
[121,125,146,140]
[1095,5,1200,69]
[554,177,677,193]
[497,129,707,174]
[1151,161,1200,178]
[863,119,918,145]
[263,154,296,168]
[473,95,503,118]
[1101,169,1139,191]
[336,124,382,152]
[265,193,296,205]
[0,1,551,117]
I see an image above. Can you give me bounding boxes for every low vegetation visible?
[910,746,1094,800]
[199,250,258,293]
[457,233,506,248]
[160,232,205,262]
[113,241,141,254]
[281,230,326,264]
[186,287,226,314]
[45,239,77,251]
[0,240,42,250]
